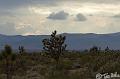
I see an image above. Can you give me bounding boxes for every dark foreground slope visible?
[0,32,120,50]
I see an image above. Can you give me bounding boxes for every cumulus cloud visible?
[47,11,69,20]
[75,13,87,21]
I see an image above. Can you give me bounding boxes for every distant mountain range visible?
[0,32,120,51]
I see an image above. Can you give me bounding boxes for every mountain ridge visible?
[0,32,120,51]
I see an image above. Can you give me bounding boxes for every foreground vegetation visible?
[0,49,120,79]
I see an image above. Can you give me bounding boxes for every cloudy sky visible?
[0,0,120,35]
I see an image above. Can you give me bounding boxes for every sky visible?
[0,0,120,35]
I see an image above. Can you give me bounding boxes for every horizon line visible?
[0,32,120,36]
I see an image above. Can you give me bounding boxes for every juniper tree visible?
[18,46,27,73]
[90,46,98,53]
[105,46,110,52]
[1,45,16,79]
[42,30,67,63]
[19,46,25,54]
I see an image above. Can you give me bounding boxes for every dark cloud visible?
[0,22,17,35]
[47,11,69,20]
[113,14,120,18]
[75,13,87,21]
[0,11,16,17]
[0,0,58,9]
[0,0,29,9]
[0,0,58,17]
[0,0,119,10]
[31,0,57,6]
[78,0,120,4]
